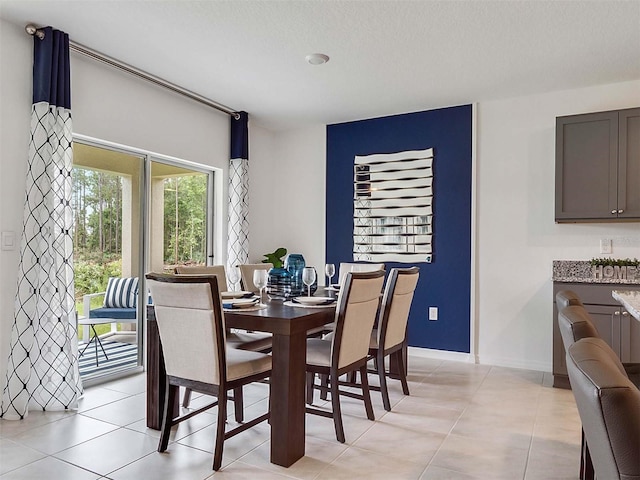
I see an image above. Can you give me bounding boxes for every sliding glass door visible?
[72,139,213,382]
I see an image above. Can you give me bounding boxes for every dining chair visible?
[369,266,419,411]
[337,262,385,286]
[175,265,229,291]
[146,273,271,471]
[305,269,386,443]
[174,265,272,409]
[566,337,640,480]
[239,263,273,293]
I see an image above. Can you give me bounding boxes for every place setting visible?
[284,266,338,308]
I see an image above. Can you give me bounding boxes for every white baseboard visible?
[476,354,551,372]
[409,347,551,373]
[408,346,474,363]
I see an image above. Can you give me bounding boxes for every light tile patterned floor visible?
[0,356,582,479]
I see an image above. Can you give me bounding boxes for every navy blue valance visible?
[32,26,71,109]
[230,111,248,160]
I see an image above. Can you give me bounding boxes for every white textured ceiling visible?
[1,0,639,130]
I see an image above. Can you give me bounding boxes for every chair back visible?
[557,305,600,351]
[567,337,640,480]
[239,263,272,293]
[377,267,420,351]
[175,265,229,291]
[556,290,584,310]
[146,273,226,385]
[331,270,385,370]
[337,262,385,286]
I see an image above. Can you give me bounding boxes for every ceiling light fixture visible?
[305,53,330,66]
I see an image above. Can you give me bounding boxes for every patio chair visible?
[81,276,140,342]
[146,273,271,471]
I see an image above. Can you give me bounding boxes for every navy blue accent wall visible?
[326,105,472,353]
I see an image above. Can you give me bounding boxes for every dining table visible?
[146,298,336,468]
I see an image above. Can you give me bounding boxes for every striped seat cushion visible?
[104,277,139,308]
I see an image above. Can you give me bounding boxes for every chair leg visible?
[306,372,315,405]
[378,353,392,412]
[330,373,345,443]
[213,388,228,471]
[233,387,244,423]
[320,373,329,400]
[395,350,410,395]
[159,380,177,452]
[360,365,375,421]
[182,388,192,408]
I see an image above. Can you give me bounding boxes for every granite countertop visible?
[553,260,640,285]
[612,290,640,320]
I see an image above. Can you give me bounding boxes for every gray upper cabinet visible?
[555,107,640,222]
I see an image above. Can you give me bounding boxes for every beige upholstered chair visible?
[566,337,640,480]
[174,265,272,408]
[337,262,385,286]
[146,273,271,471]
[305,270,385,443]
[239,263,272,293]
[369,267,419,411]
[175,265,229,291]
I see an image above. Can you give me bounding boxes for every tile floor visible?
[0,356,582,479]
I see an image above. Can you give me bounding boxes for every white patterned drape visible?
[1,27,81,420]
[227,112,249,271]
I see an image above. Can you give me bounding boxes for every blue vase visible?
[286,254,306,297]
[267,267,291,300]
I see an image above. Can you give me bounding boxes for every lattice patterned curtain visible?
[1,26,82,419]
[227,111,249,271]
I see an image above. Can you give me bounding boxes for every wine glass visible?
[302,267,316,297]
[325,263,335,288]
[253,269,269,305]
[227,266,239,292]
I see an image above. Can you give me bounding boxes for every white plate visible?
[221,291,252,299]
[294,296,335,305]
[223,298,258,308]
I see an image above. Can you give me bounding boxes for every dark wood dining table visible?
[146,300,335,467]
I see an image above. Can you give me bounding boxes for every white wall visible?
[0,18,231,390]
[248,124,326,272]
[477,80,640,371]
[250,80,640,373]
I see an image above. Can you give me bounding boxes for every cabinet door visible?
[618,108,640,219]
[555,111,618,221]
[586,304,621,356]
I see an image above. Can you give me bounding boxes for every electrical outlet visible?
[428,307,438,321]
[600,238,612,254]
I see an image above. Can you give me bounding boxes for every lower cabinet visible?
[552,282,640,389]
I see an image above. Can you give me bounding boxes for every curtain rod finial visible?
[25,24,45,40]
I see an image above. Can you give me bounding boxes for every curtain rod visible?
[25,24,240,120]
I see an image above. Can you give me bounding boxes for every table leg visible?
[269,331,307,467]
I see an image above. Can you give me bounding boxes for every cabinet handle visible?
[622,311,629,317]
[611,209,617,214]
[618,209,624,214]
[614,311,621,315]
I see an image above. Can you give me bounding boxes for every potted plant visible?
[262,247,290,299]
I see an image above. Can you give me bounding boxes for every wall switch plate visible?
[600,238,612,254]
[428,307,438,321]
[1,231,16,251]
